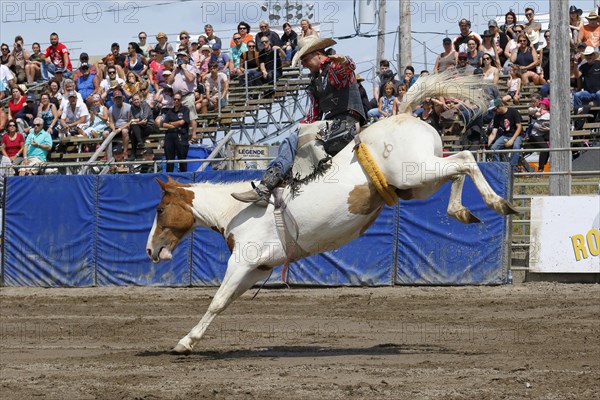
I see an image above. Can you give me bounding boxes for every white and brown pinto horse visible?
[146,71,518,354]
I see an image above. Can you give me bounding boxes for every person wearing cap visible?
[59,90,90,137]
[75,61,99,102]
[155,32,175,58]
[452,18,482,53]
[570,6,584,47]
[258,38,285,84]
[453,52,475,75]
[20,117,52,175]
[203,24,222,49]
[109,145,131,174]
[434,38,457,74]
[83,94,108,138]
[209,43,233,75]
[487,99,523,171]
[104,89,133,160]
[14,92,38,134]
[579,11,600,50]
[232,37,366,205]
[137,147,162,173]
[160,91,191,172]
[255,20,281,52]
[41,32,72,81]
[528,98,551,172]
[487,20,509,66]
[197,45,212,80]
[167,51,198,141]
[574,46,600,111]
[73,52,98,81]
[481,30,501,70]
[523,7,542,50]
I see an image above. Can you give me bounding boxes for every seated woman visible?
[510,33,543,85]
[239,40,261,86]
[281,22,298,63]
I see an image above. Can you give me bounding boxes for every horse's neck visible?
[190,182,249,231]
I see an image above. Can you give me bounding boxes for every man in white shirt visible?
[59,91,90,136]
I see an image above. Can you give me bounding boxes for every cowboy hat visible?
[583,46,597,56]
[291,36,337,67]
[586,11,598,20]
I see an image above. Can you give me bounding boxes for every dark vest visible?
[308,62,366,124]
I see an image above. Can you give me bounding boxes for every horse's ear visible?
[155,178,168,191]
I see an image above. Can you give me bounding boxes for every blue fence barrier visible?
[1,164,511,287]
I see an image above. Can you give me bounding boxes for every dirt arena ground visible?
[1,283,598,400]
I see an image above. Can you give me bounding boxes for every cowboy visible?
[232,37,366,205]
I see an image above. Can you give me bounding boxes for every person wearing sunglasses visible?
[452,18,482,53]
[231,21,253,47]
[579,11,600,51]
[137,31,153,58]
[160,92,190,172]
[503,24,525,73]
[239,40,261,86]
[2,121,25,167]
[256,20,281,52]
[258,38,285,84]
[509,33,542,85]
[229,34,248,79]
[524,7,542,50]
[20,117,52,176]
[232,37,366,205]
[487,20,509,66]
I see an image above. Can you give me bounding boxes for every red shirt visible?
[44,43,73,71]
[2,133,25,158]
[8,96,26,117]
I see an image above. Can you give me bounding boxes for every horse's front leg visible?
[447,175,481,224]
[173,260,271,354]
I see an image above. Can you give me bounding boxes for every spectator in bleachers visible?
[155,84,174,126]
[434,38,457,73]
[0,62,16,98]
[25,42,43,84]
[41,33,72,80]
[194,73,205,114]
[110,43,127,68]
[570,54,582,92]
[123,71,142,98]
[578,11,600,51]
[418,97,442,133]
[161,91,190,172]
[511,33,543,85]
[540,31,551,84]
[259,38,285,84]
[488,20,509,65]
[139,81,155,109]
[502,64,522,105]
[15,92,38,134]
[178,31,191,52]
[197,35,208,49]
[574,42,587,66]
[169,51,198,141]
[466,39,483,69]
[137,147,161,173]
[7,86,26,121]
[256,20,281,52]
[82,94,108,138]
[528,97,550,172]
[500,10,517,40]
[155,32,175,58]
[1,43,14,67]
[487,99,523,171]
[401,65,417,88]
[155,61,173,94]
[60,79,84,113]
[52,67,66,90]
[46,79,62,109]
[569,6,584,48]
[573,46,600,112]
[355,74,371,118]
[231,22,254,47]
[371,59,399,108]
[503,24,524,73]
[76,63,99,103]
[198,45,211,81]
[125,42,147,77]
[524,7,542,50]
[10,36,29,84]
[73,52,98,81]
[203,61,229,114]
[38,93,59,137]
[230,33,248,79]
[20,117,52,175]
[281,22,299,64]
[300,18,318,38]
[204,25,222,49]
[453,19,482,53]
[240,40,261,86]
[105,89,132,159]
[0,108,7,133]
[100,67,126,105]
[481,53,499,85]
[129,93,155,156]
[2,121,25,166]
[99,54,125,81]
[148,49,164,92]
[480,30,501,68]
[367,81,395,122]
[454,52,475,75]
[109,144,131,174]
[59,91,90,137]
[210,43,232,75]
[189,41,200,65]
[137,32,153,58]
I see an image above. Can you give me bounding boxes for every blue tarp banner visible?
[396,163,511,285]
[1,164,510,287]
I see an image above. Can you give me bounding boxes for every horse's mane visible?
[397,69,493,116]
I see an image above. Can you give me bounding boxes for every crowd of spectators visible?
[0,20,319,173]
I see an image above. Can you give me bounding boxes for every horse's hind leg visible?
[443,151,518,216]
[447,175,481,224]
[173,262,271,354]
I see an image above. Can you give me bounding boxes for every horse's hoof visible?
[450,208,481,224]
[171,343,192,355]
[498,199,519,216]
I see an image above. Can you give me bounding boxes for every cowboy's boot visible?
[231,166,283,207]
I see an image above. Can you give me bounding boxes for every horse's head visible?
[146,177,196,263]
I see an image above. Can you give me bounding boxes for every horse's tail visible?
[397,69,493,116]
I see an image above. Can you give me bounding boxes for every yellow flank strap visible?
[355,143,398,206]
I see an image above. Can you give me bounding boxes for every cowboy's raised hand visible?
[328,54,347,64]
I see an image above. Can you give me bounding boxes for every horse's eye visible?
[157,207,164,214]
